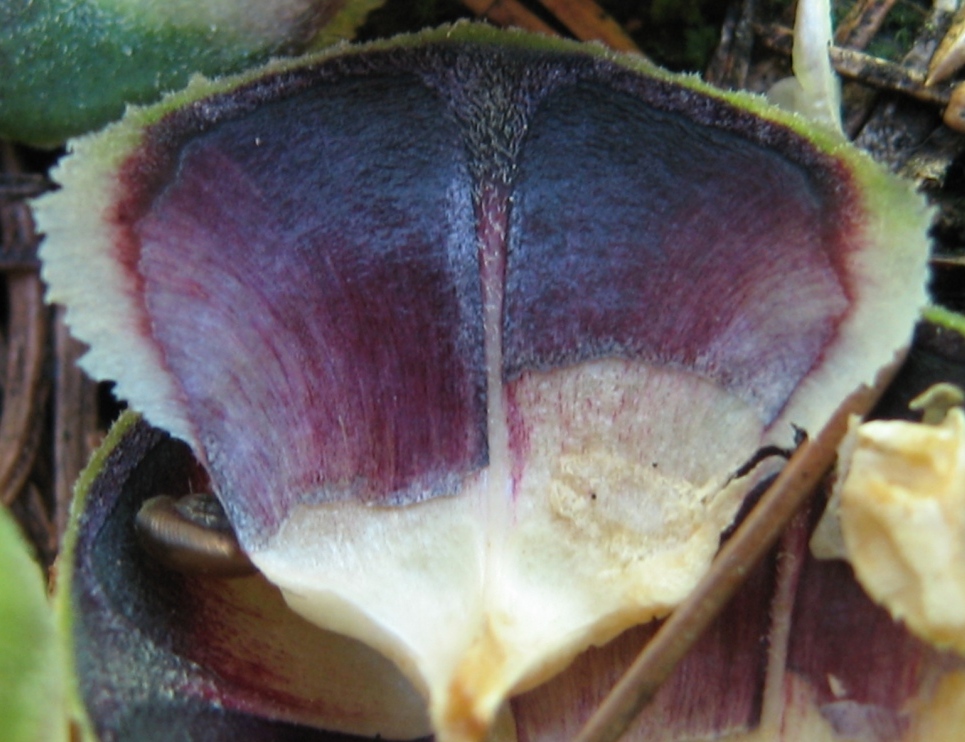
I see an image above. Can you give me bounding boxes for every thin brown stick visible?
[706,0,758,89]
[0,145,48,507]
[573,366,896,742]
[0,156,42,271]
[14,483,59,568]
[756,22,954,107]
[755,506,811,737]
[833,0,903,136]
[53,307,99,539]
[460,0,558,37]
[928,2,965,85]
[0,172,52,203]
[0,271,47,506]
[534,0,641,53]
[834,0,901,50]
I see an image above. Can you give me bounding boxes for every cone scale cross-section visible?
[36,25,931,742]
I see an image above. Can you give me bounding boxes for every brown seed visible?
[135,493,257,578]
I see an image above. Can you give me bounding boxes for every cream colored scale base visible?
[253,360,772,742]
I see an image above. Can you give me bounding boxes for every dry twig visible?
[574,375,895,742]
[460,0,558,37]
[0,146,48,509]
[533,0,640,52]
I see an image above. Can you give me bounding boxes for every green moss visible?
[861,0,928,62]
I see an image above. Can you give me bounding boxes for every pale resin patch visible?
[252,361,772,741]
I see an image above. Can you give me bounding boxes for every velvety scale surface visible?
[135,74,486,536]
[117,43,855,537]
[505,80,848,421]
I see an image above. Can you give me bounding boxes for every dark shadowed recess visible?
[872,319,965,419]
[72,420,429,742]
[108,702,365,742]
[110,39,863,539]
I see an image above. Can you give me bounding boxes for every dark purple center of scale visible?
[114,45,857,537]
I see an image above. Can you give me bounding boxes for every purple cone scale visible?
[37,25,931,742]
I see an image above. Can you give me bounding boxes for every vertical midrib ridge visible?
[476,179,513,604]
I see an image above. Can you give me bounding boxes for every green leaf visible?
[0,0,384,147]
[0,506,68,742]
